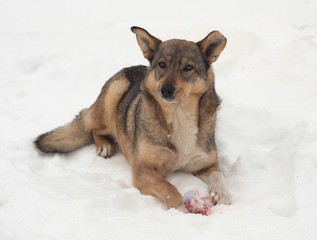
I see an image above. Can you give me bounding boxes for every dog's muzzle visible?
[160,84,175,102]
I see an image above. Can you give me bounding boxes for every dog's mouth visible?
[157,90,177,103]
[157,91,176,103]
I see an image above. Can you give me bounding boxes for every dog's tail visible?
[34,109,93,153]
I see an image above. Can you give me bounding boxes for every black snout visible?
[160,84,175,100]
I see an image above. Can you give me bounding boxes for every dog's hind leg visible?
[93,133,116,158]
[86,72,132,157]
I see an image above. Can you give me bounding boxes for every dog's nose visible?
[160,84,175,100]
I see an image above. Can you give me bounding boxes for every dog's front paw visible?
[177,203,189,214]
[209,187,230,205]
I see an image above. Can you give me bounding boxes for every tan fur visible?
[34,27,230,210]
[34,109,93,153]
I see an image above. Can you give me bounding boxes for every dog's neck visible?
[141,84,204,135]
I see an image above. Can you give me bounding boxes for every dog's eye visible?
[158,61,167,69]
[183,65,194,71]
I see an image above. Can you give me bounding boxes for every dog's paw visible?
[96,144,116,158]
[177,203,190,214]
[209,187,230,205]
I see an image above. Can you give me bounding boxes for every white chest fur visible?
[168,107,208,172]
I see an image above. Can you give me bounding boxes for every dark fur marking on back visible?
[123,65,148,84]
[118,65,148,134]
[133,97,142,150]
[123,91,138,133]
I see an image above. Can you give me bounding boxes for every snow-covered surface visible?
[1,0,317,239]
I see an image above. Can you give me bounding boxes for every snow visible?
[1,0,317,239]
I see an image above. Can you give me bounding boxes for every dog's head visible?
[131,26,226,103]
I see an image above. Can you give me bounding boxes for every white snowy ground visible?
[1,0,317,239]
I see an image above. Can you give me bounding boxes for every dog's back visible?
[35,65,148,155]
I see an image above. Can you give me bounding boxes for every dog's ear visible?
[131,26,161,61]
[197,31,227,64]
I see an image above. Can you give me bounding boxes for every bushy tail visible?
[34,109,93,153]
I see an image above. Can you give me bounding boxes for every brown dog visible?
[34,26,230,210]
